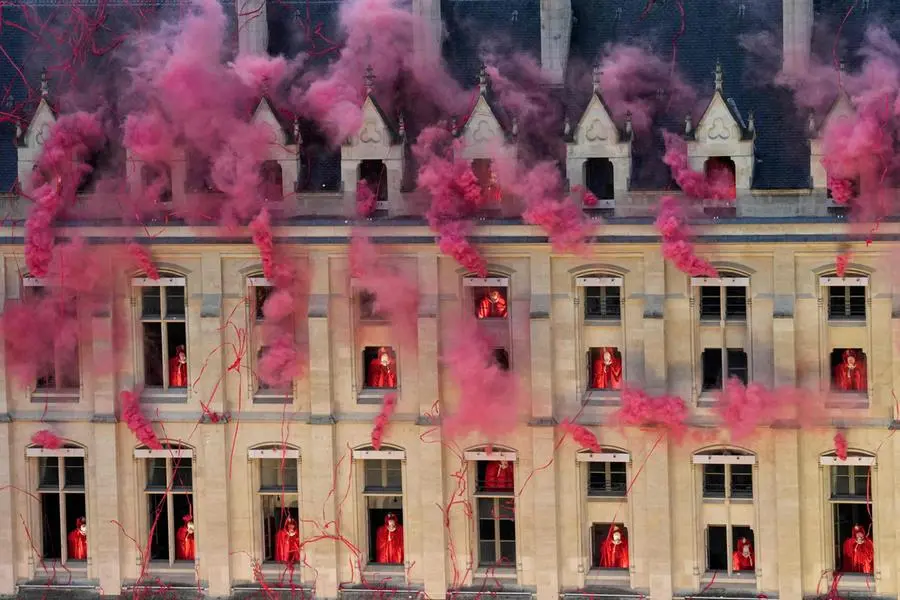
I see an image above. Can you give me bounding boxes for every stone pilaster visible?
[530,255,553,419]
[0,423,14,595]
[782,0,813,74]
[531,427,559,600]
[642,435,672,599]
[540,0,572,86]
[237,0,269,56]
[303,423,339,598]
[91,422,122,595]
[198,427,231,596]
[774,431,802,600]
[643,251,667,394]
[412,0,442,69]
[308,253,333,417]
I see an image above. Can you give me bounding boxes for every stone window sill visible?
[31,390,80,403]
[586,568,629,583]
[357,388,397,404]
[825,392,869,410]
[141,388,189,404]
[701,571,757,586]
[582,390,620,406]
[253,391,293,404]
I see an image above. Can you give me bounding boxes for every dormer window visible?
[471,158,501,207]
[141,164,172,203]
[359,160,387,204]
[185,151,219,193]
[260,160,283,203]
[704,157,736,200]
[585,158,614,201]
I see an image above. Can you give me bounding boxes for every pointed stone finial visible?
[293,117,302,147]
[592,64,602,94]
[364,65,375,95]
[478,64,489,95]
[747,110,755,134]
[511,118,519,139]
[40,68,48,98]
[684,113,693,136]
[450,116,458,135]
[563,117,571,137]
[398,112,407,141]
[714,60,723,93]
[807,112,817,136]
[839,59,846,74]
[624,111,633,138]
[15,121,22,142]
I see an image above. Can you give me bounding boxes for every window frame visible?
[694,451,755,501]
[132,274,188,398]
[820,276,868,322]
[249,446,301,566]
[135,446,195,567]
[247,277,293,403]
[691,276,749,322]
[578,449,630,499]
[822,453,876,573]
[28,446,87,567]
[705,524,755,575]
[576,276,623,322]
[352,447,406,569]
[700,347,749,391]
[466,452,518,570]
[23,277,81,399]
[465,277,510,321]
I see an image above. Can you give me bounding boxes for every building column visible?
[782,0,813,74]
[773,431,802,600]
[642,436,673,599]
[91,422,122,596]
[531,427,559,600]
[642,251,667,394]
[412,0,442,69]
[540,0,572,85]
[530,255,553,420]
[237,0,269,56]
[0,422,14,595]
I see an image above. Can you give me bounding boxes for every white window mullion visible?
[58,460,67,564]
[166,458,175,565]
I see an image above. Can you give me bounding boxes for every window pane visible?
[499,541,516,565]
[703,464,726,498]
[477,497,495,518]
[725,286,747,319]
[853,468,869,498]
[147,458,167,489]
[260,458,299,492]
[255,286,272,321]
[384,460,402,490]
[165,287,185,319]
[40,493,62,559]
[64,458,85,489]
[610,463,627,494]
[142,322,164,387]
[38,458,60,489]
[832,466,850,497]
[701,349,723,391]
[479,541,497,565]
[172,493,194,562]
[727,349,749,385]
[65,493,87,561]
[498,519,516,540]
[730,465,753,498]
[364,461,382,489]
[142,287,161,319]
[172,460,192,490]
[706,525,728,571]
[585,286,621,320]
[147,493,169,560]
[497,498,515,519]
[699,287,721,319]
[479,518,495,541]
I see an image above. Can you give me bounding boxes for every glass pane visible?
[699,287,721,319]
[703,465,726,498]
[384,460,402,490]
[479,541,497,565]
[63,458,85,489]
[142,322,164,387]
[255,286,272,321]
[706,525,728,571]
[165,286,185,319]
[172,493,195,562]
[499,541,516,565]
[38,458,60,489]
[172,460,192,490]
[498,519,516,540]
[166,322,187,389]
[730,466,753,498]
[725,286,747,319]
[141,287,161,319]
[364,461,382,489]
[477,497,495,518]
[832,466,851,497]
[65,493,87,561]
[702,349,723,390]
[498,499,515,520]
[40,493,61,559]
[853,469,869,497]
[479,518,495,541]
[260,459,299,492]
[147,458,168,489]
[610,464,628,494]
[147,493,169,560]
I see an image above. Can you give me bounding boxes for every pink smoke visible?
[655,196,718,277]
[25,112,105,278]
[715,378,823,440]
[441,319,522,440]
[349,234,419,345]
[571,185,599,207]
[613,388,688,441]
[31,429,63,449]
[834,431,848,461]
[662,131,736,201]
[370,392,398,450]
[356,180,378,218]
[128,243,159,280]
[120,389,162,450]
[559,420,601,452]
[836,251,853,277]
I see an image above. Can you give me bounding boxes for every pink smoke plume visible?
[571,185,599,208]
[356,180,378,218]
[714,378,823,440]
[655,196,718,277]
[128,243,159,280]
[662,131,736,201]
[441,319,522,440]
[613,388,688,441]
[834,431,848,461]
[370,392,398,450]
[836,251,853,277]
[24,112,105,277]
[412,125,489,276]
[559,420,601,452]
[120,389,162,450]
[827,175,855,205]
[349,234,419,345]
[31,429,63,450]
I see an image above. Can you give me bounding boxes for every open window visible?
[830,348,867,394]
[588,347,623,391]
[585,158,614,201]
[359,159,388,204]
[29,446,87,566]
[77,143,124,193]
[706,525,755,573]
[261,160,284,203]
[491,348,510,371]
[248,277,292,403]
[185,150,220,193]
[358,290,383,321]
[354,448,405,567]
[474,287,508,319]
[24,279,81,400]
[363,346,398,390]
[141,164,173,203]
[134,272,188,400]
[822,452,875,574]
[704,157,736,201]
[471,158,501,208]
[250,446,300,565]
[591,523,629,569]
[137,445,195,566]
[701,348,748,391]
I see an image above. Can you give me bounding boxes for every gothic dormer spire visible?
[364,65,375,96]
[747,110,755,135]
[592,64,602,94]
[684,113,693,136]
[478,64,489,95]
[624,111,633,139]
[714,60,723,93]
[40,68,48,98]
[563,117,571,137]
[293,117,302,148]
[398,112,407,142]
[807,112,817,137]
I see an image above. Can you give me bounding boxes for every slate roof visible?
[268,0,343,67]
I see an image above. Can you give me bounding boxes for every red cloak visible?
[175,518,195,560]
[274,519,301,564]
[375,514,404,564]
[483,461,514,491]
[67,518,87,560]
[598,526,629,569]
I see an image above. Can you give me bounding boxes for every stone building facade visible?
[1,1,899,600]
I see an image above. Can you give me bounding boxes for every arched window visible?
[141,163,172,203]
[260,160,283,202]
[585,157,614,201]
[704,156,736,200]
[359,159,387,203]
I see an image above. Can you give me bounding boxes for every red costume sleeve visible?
[274,529,288,563]
[484,462,513,491]
[609,358,623,389]
[169,358,187,387]
[375,523,404,564]
[67,530,87,560]
[495,297,508,318]
[367,358,382,387]
[176,526,195,560]
[477,297,491,319]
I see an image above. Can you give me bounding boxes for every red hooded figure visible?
[274,516,301,564]
[175,515,195,560]
[375,513,404,564]
[591,348,623,390]
[842,524,874,574]
[67,517,87,560]
[834,350,866,392]
[599,525,629,569]
[169,345,188,388]
[483,460,514,491]
[732,537,755,571]
[367,347,397,388]
[477,289,508,319]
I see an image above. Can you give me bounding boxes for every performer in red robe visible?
[477,289,508,319]
[175,515,195,561]
[834,350,866,392]
[169,345,188,388]
[367,347,397,388]
[598,525,629,569]
[274,516,301,564]
[67,517,87,560]
[732,537,755,571]
[375,513,404,564]
[483,460,514,491]
[842,524,874,574]
[484,170,502,206]
[591,348,623,390]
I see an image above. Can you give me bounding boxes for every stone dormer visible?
[685,61,755,195]
[456,65,516,162]
[17,69,57,191]
[565,66,633,208]
[809,88,854,194]
[340,65,405,215]
[250,97,300,203]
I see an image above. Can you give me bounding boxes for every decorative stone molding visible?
[685,62,755,194]
[565,67,633,207]
[16,71,56,192]
[340,66,405,214]
[250,98,300,202]
[809,90,854,193]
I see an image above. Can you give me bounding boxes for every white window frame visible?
[249,447,301,565]
[23,277,81,398]
[132,275,188,396]
[136,446,195,566]
[466,452,519,570]
[30,449,87,566]
[695,451,755,500]
[700,347,749,392]
[463,277,509,288]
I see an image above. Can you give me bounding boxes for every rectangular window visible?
[706,525,754,573]
[584,286,621,320]
[361,459,403,565]
[363,346,398,390]
[358,290,382,321]
[590,523,628,569]
[36,456,86,563]
[832,504,873,573]
[701,348,748,391]
[698,283,747,321]
[492,348,510,371]
[828,286,866,320]
[27,285,80,394]
[143,453,194,565]
[830,348,867,394]
[477,497,516,567]
[587,462,627,497]
[249,280,292,401]
[702,463,753,500]
[830,465,869,500]
[257,457,300,564]
[137,279,187,393]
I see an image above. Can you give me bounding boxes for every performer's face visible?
[612,531,621,543]
[856,531,864,542]
[847,356,856,368]
[187,521,195,533]
[742,543,750,556]
[380,353,390,367]
[387,518,396,532]
[178,350,187,364]
[490,290,500,302]
[79,523,87,535]
[603,351,612,365]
